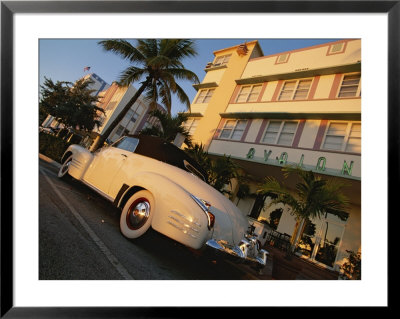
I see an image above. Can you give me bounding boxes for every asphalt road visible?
[39,158,257,280]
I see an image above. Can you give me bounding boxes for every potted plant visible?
[258,165,349,280]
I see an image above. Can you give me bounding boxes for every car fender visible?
[61,145,94,180]
[119,171,213,249]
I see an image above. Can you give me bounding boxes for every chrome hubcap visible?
[126,198,150,230]
[59,159,71,176]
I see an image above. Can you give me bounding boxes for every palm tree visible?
[258,165,349,252]
[92,39,199,151]
[184,143,240,194]
[140,109,192,146]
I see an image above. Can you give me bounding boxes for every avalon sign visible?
[246,147,356,177]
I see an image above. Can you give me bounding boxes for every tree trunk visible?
[91,77,151,152]
[290,218,306,252]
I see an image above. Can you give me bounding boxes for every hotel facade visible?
[186,40,361,273]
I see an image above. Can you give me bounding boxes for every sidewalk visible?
[231,256,274,280]
[39,153,61,168]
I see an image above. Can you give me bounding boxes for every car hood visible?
[163,165,250,245]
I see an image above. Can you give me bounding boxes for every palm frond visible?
[160,39,198,62]
[118,66,146,86]
[171,82,191,109]
[166,67,199,84]
[137,39,158,59]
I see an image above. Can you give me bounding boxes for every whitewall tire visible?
[120,190,155,239]
[58,155,73,179]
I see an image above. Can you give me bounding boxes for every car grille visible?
[70,158,82,170]
[167,210,201,239]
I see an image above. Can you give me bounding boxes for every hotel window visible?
[337,73,361,98]
[125,109,134,121]
[213,54,231,66]
[236,84,262,103]
[219,119,248,140]
[183,118,199,135]
[125,103,144,124]
[278,79,313,101]
[115,125,126,137]
[195,88,215,103]
[262,120,299,146]
[322,121,361,153]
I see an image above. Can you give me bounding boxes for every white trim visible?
[81,179,115,202]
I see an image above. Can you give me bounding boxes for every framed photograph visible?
[1,0,396,316]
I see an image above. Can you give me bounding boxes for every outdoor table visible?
[269,231,291,251]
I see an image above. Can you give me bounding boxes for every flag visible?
[83,66,91,72]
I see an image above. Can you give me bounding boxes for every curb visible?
[39,153,61,168]
[225,259,270,280]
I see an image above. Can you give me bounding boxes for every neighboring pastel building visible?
[81,72,110,96]
[84,82,164,149]
[185,39,361,274]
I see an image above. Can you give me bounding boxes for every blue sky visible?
[39,38,339,115]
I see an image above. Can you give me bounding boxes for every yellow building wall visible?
[190,103,208,115]
[202,68,227,84]
[190,41,260,148]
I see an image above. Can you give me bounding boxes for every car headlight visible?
[190,194,215,230]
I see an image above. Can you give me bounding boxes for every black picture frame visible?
[1,1,396,317]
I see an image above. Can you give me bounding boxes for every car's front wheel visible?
[120,190,154,239]
[58,155,72,179]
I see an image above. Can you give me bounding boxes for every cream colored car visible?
[58,135,268,266]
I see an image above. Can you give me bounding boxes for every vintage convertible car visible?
[58,134,268,267]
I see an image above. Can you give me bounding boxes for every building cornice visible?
[192,82,219,91]
[236,62,361,85]
[179,112,204,118]
[204,64,227,72]
[219,112,361,121]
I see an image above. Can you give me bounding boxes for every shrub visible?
[340,250,361,280]
[39,132,72,162]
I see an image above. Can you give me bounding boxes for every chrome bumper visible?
[206,237,269,266]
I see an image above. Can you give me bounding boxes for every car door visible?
[83,137,139,195]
